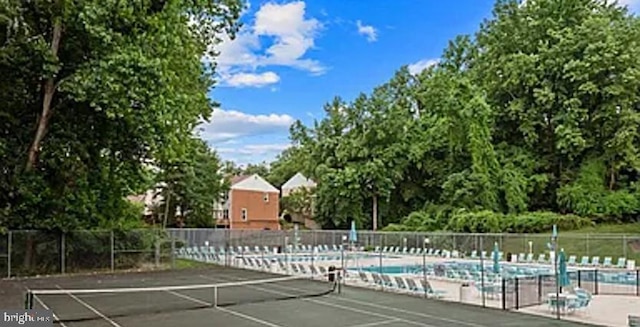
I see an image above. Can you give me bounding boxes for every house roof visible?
[231,174,279,193]
[282,172,316,190]
[230,175,251,185]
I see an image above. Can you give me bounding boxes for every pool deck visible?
[283,251,638,327]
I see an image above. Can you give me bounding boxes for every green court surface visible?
[2,266,593,327]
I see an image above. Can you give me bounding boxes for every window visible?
[241,208,248,221]
[223,209,229,219]
[263,193,269,202]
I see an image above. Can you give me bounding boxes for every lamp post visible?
[423,237,430,297]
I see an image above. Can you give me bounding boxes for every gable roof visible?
[282,172,316,190]
[231,174,279,193]
[230,175,251,185]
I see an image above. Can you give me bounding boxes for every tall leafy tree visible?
[273,0,640,231]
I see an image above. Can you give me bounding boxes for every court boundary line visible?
[55,285,122,327]
[346,319,400,327]
[164,288,284,327]
[197,274,436,327]
[32,293,67,327]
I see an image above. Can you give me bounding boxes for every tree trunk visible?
[25,13,63,171]
[609,166,616,190]
[372,195,378,231]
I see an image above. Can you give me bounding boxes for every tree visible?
[156,137,229,228]
[0,0,242,266]
[271,0,640,231]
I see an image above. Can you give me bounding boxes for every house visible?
[280,172,319,230]
[214,174,281,230]
[281,172,317,196]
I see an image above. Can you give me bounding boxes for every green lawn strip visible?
[498,223,640,264]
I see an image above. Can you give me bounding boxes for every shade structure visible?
[558,249,570,287]
[349,220,357,243]
[492,242,500,274]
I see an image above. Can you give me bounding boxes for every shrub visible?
[446,210,592,234]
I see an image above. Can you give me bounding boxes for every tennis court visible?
[11,266,592,327]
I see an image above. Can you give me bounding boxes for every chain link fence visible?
[1,229,178,278]
[2,228,639,313]
[165,229,639,312]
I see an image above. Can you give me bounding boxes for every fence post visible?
[110,230,115,271]
[577,270,582,288]
[7,231,11,278]
[501,278,506,310]
[594,269,599,295]
[515,278,519,310]
[60,232,66,274]
[171,237,176,269]
[537,276,542,302]
[636,268,640,296]
[155,239,160,267]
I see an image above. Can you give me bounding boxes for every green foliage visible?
[557,158,640,221]
[0,0,241,231]
[155,137,228,228]
[268,0,640,232]
[446,210,592,234]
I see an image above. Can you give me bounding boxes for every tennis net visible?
[25,273,338,323]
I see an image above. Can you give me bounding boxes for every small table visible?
[547,293,578,314]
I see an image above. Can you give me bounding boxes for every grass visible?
[500,223,640,265]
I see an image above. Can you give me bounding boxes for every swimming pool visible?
[258,252,398,262]
[354,261,639,286]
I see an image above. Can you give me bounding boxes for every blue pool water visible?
[354,261,639,286]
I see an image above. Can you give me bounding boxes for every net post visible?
[24,291,33,310]
[7,231,12,278]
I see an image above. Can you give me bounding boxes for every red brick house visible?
[214,174,281,230]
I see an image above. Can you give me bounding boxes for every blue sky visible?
[199,0,640,166]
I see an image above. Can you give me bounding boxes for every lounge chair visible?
[616,257,627,269]
[602,257,612,267]
[419,279,446,299]
[380,274,394,287]
[579,256,589,266]
[525,253,534,262]
[358,271,370,284]
[371,273,385,287]
[537,254,546,263]
[404,278,421,292]
[394,276,410,292]
[567,255,577,266]
[591,256,600,267]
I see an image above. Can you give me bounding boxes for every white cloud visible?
[223,71,280,88]
[617,0,640,9]
[356,20,377,42]
[213,1,325,87]
[408,58,439,75]
[217,143,291,156]
[198,109,295,142]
